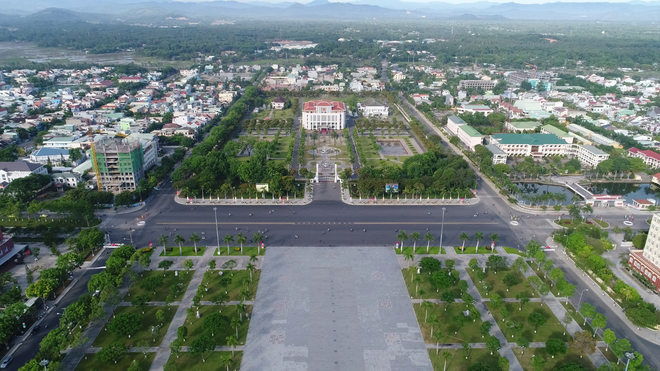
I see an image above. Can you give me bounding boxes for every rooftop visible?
[508,121,540,129]
[485,143,506,156]
[32,148,70,156]
[582,144,607,155]
[303,100,345,112]
[0,161,43,172]
[447,115,467,125]
[491,133,568,145]
[541,124,569,137]
[460,125,483,138]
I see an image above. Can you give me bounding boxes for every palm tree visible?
[424,232,434,254]
[219,354,233,371]
[433,331,445,355]
[246,263,256,282]
[236,233,246,255]
[403,251,414,269]
[253,232,262,254]
[490,233,499,250]
[397,230,408,252]
[236,302,247,321]
[474,231,484,250]
[226,334,239,357]
[223,234,234,255]
[231,316,241,338]
[410,232,421,253]
[421,300,433,322]
[190,233,201,255]
[174,234,185,256]
[428,314,439,338]
[459,232,469,253]
[158,234,168,250]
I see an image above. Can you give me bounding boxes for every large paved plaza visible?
[242,246,432,371]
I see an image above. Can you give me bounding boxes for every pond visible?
[515,182,660,205]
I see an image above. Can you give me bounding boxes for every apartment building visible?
[629,213,660,290]
[93,137,145,193]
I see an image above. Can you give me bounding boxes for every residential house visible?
[0,161,48,186]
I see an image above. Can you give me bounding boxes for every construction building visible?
[93,137,145,193]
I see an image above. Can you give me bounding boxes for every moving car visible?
[1,356,13,369]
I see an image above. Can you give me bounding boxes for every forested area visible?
[0,20,659,69]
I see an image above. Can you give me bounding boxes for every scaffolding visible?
[93,137,144,194]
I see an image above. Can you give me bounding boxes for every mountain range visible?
[2,0,660,22]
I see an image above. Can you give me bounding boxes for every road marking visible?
[354,222,499,225]
[156,222,296,225]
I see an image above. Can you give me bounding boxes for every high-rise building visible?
[629,213,660,290]
[302,100,345,132]
[93,137,144,193]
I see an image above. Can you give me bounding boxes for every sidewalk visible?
[173,192,312,206]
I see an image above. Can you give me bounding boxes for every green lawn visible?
[402,269,461,300]
[561,302,603,340]
[162,246,206,256]
[75,352,155,371]
[513,347,595,371]
[215,246,265,256]
[166,351,242,371]
[502,247,524,256]
[427,348,500,371]
[182,305,252,345]
[592,219,609,228]
[466,269,532,299]
[414,302,485,343]
[487,302,569,343]
[93,306,177,348]
[199,269,260,302]
[528,261,562,297]
[453,246,496,254]
[395,246,441,255]
[125,270,193,301]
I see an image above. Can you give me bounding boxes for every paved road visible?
[9,253,111,371]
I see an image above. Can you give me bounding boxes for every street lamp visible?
[128,230,133,245]
[439,207,446,253]
[39,360,49,371]
[576,288,589,310]
[624,351,635,371]
[213,207,220,256]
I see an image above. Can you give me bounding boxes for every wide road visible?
[10,253,111,371]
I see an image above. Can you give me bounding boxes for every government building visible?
[302,100,346,132]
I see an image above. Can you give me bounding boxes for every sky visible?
[172,0,652,4]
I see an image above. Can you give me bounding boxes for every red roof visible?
[303,100,345,112]
[634,199,653,205]
[630,147,660,162]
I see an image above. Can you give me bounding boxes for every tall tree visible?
[190,233,201,254]
[174,234,185,255]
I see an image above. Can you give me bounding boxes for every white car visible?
[1,356,13,369]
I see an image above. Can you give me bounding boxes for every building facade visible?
[489,134,570,157]
[301,100,346,131]
[458,80,498,90]
[93,137,145,193]
[629,147,660,169]
[572,144,610,168]
[629,213,660,291]
[0,161,48,186]
[357,98,389,118]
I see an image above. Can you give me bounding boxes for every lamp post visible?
[624,351,635,371]
[213,207,220,256]
[576,288,589,310]
[439,207,446,253]
[128,230,133,245]
[39,360,49,371]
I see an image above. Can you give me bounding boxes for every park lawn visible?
[403,269,461,300]
[599,346,621,364]
[166,351,242,371]
[199,269,261,301]
[75,352,155,371]
[125,270,193,301]
[527,261,563,297]
[216,246,265,256]
[273,108,295,120]
[466,269,532,299]
[427,348,500,371]
[503,247,524,256]
[453,246,496,254]
[561,302,603,340]
[162,246,206,256]
[93,306,177,348]
[183,305,252,345]
[395,246,441,255]
[513,347,595,371]
[592,219,609,228]
[487,302,569,343]
[414,302,485,343]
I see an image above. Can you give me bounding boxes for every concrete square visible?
[242,246,432,371]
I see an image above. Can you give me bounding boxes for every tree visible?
[403,251,414,269]
[603,329,616,352]
[223,234,234,255]
[397,230,408,250]
[433,330,445,355]
[209,260,217,270]
[226,334,239,357]
[580,303,596,326]
[503,273,520,291]
[253,232,262,254]
[511,257,527,273]
[231,316,241,338]
[174,234,185,255]
[450,315,464,334]
[459,232,469,252]
[183,259,194,271]
[462,342,471,359]
[474,231,484,250]
[190,233,201,254]
[469,258,479,271]
[203,312,229,337]
[592,313,606,337]
[177,326,188,341]
[410,232,421,252]
[542,259,554,276]
[517,335,530,354]
[546,338,567,358]
[190,334,215,362]
[441,291,455,311]
[486,255,508,272]
[56,252,84,273]
[131,293,150,314]
[498,356,510,371]
[236,233,246,255]
[159,234,168,248]
[220,276,232,294]
[525,240,542,259]
[26,278,58,307]
[108,312,142,337]
[549,268,564,285]
[490,233,499,249]
[516,292,530,310]
[572,330,597,357]
[500,306,511,323]
[530,354,546,371]
[98,342,127,364]
[486,336,500,355]
[219,354,233,371]
[562,311,573,335]
[428,314,439,337]
[421,300,433,323]
[527,312,547,333]
[156,309,165,326]
[445,259,455,272]
[158,260,173,276]
[425,232,434,253]
[479,321,491,338]
[613,338,631,364]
